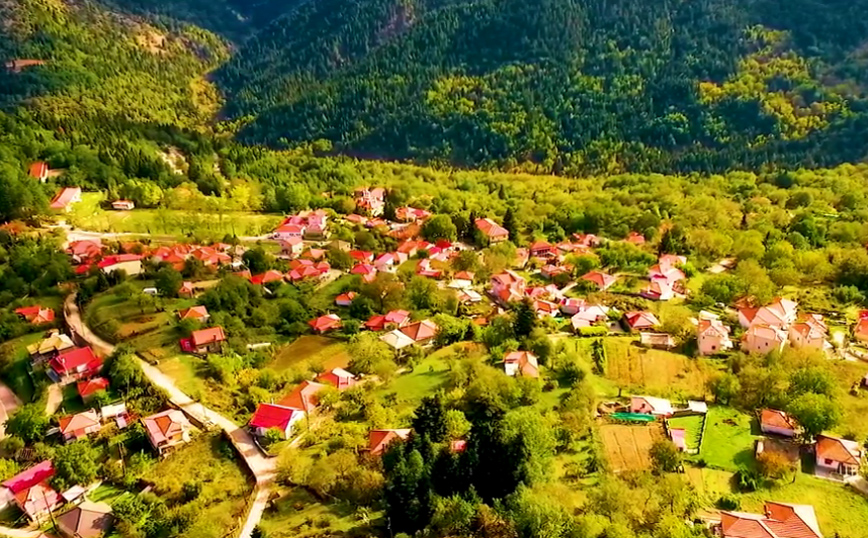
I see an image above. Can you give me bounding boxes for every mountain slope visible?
[216,0,868,174]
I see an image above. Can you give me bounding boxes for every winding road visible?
[63,294,275,538]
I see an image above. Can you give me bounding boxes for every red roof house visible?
[58,410,101,443]
[178,281,195,298]
[581,270,617,291]
[309,314,341,333]
[77,377,110,403]
[278,380,328,414]
[529,240,554,258]
[316,368,357,391]
[760,409,797,438]
[14,306,55,325]
[49,187,82,211]
[816,434,863,476]
[368,429,412,456]
[399,319,438,344]
[143,410,192,457]
[28,162,49,182]
[503,351,539,378]
[475,218,509,243]
[178,306,209,322]
[719,502,822,538]
[180,327,226,354]
[48,347,102,382]
[248,403,304,439]
[250,270,285,285]
[624,311,660,331]
[1,461,61,522]
[335,292,357,307]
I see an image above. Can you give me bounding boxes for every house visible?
[529,240,554,258]
[180,327,226,355]
[581,270,617,291]
[573,233,601,248]
[380,329,417,350]
[56,500,114,538]
[250,270,285,285]
[641,280,680,301]
[718,502,822,538]
[335,292,357,307]
[355,187,386,216]
[416,258,443,279]
[760,409,797,438]
[364,310,410,331]
[111,199,135,211]
[458,289,483,303]
[475,218,509,243]
[143,410,192,457]
[98,254,143,276]
[28,161,50,182]
[249,404,305,439]
[541,264,569,280]
[77,378,110,404]
[503,351,539,378]
[317,368,357,391]
[368,429,412,456]
[49,187,82,212]
[630,396,673,417]
[788,315,829,351]
[279,380,327,414]
[349,250,375,263]
[669,428,687,451]
[395,207,431,222]
[399,320,438,345]
[742,324,787,355]
[27,331,75,366]
[738,298,799,329]
[533,299,559,318]
[178,306,210,323]
[178,281,195,298]
[639,332,676,350]
[448,271,474,290]
[374,252,405,272]
[571,305,610,330]
[853,315,868,343]
[1,461,62,522]
[48,346,102,383]
[658,254,687,267]
[66,240,103,263]
[697,319,733,355]
[5,59,47,73]
[625,232,645,245]
[624,311,660,331]
[490,270,526,304]
[309,314,342,333]
[14,306,55,325]
[58,410,101,443]
[815,434,863,477]
[289,261,330,282]
[279,237,305,258]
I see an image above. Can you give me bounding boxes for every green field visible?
[270,336,350,373]
[67,193,283,240]
[668,414,704,452]
[143,432,253,538]
[0,332,44,403]
[258,487,380,538]
[688,406,759,471]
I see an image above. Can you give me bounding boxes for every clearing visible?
[599,421,664,473]
[258,487,381,538]
[603,338,719,399]
[142,432,253,538]
[687,406,758,471]
[270,336,351,373]
[667,414,704,452]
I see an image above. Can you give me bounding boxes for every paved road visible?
[45,384,63,416]
[0,381,22,440]
[0,527,42,538]
[63,294,276,537]
[60,226,276,247]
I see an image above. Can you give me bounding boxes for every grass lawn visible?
[58,383,87,415]
[157,354,246,423]
[602,338,720,400]
[668,414,704,451]
[258,487,381,538]
[827,359,868,440]
[303,275,357,314]
[0,332,43,403]
[143,432,253,538]
[688,406,759,471]
[89,483,127,504]
[68,193,283,240]
[85,284,197,362]
[270,336,350,373]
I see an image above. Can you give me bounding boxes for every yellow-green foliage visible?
[700,26,848,141]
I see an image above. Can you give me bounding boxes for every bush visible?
[577,326,607,337]
[735,466,761,492]
[716,494,740,511]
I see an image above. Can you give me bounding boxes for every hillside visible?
[216,0,868,174]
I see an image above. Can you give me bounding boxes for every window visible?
[825,458,834,465]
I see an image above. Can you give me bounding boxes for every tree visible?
[5,404,49,444]
[513,298,537,338]
[788,392,840,441]
[52,440,100,491]
[757,451,795,482]
[708,372,741,406]
[0,459,19,481]
[155,266,183,298]
[347,332,395,374]
[360,273,404,312]
[650,439,682,473]
[243,247,273,274]
[502,209,518,242]
[412,395,448,443]
[422,214,458,242]
[407,276,441,311]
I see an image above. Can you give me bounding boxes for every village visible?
[0,181,867,538]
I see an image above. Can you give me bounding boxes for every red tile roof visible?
[49,187,81,210]
[278,380,327,413]
[2,461,54,495]
[399,320,438,342]
[77,377,110,399]
[28,162,48,179]
[248,404,301,431]
[49,347,101,376]
[191,327,226,346]
[368,429,412,456]
[178,306,209,320]
[309,314,341,333]
[761,409,796,432]
[14,306,54,324]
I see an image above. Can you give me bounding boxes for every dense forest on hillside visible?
[215,0,868,174]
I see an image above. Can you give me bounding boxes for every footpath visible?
[62,294,275,538]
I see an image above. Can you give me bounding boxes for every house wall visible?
[815,454,858,475]
[698,335,723,355]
